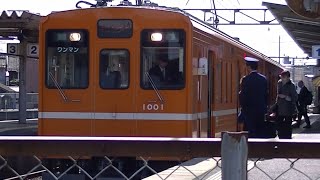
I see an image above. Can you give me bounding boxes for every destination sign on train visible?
[56,46,80,53]
[98,19,133,38]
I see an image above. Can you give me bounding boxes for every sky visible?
[0,0,314,65]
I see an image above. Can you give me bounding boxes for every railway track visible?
[4,170,45,180]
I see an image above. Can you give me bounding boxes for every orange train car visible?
[38,3,283,138]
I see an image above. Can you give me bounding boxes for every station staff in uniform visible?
[239,57,268,138]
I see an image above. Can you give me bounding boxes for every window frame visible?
[45,29,89,89]
[140,29,186,90]
[99,48,130,90]
[97,19,133,39]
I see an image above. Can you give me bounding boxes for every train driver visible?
[148,54,170,84]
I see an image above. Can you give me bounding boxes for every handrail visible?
[48,72,68,102]
[145,72,165,103]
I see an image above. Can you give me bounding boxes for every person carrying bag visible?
[275,70,298,139]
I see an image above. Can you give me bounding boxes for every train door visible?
[198,55,209,138]
[93,44,135,136]
[207,50,214,137]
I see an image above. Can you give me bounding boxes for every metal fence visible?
[0,93,38,110]
[0,134,320,180]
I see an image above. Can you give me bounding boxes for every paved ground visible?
[292,113,320,138]
[0,119,37,135]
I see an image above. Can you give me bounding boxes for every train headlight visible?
[151,32,162,42]
[69,33,81,42]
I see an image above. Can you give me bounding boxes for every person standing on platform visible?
[296,80,311,128]
[239,57,268,138]
[276,70,298,139]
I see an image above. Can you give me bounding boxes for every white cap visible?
[244,57,259,62]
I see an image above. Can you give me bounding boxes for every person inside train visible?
[239,57,268,138]
[101,63,122,89]
[276,70,298,139]
[148,54,179,86]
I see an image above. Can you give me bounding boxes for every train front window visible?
[141,30,185,90]
[45,30,89,89]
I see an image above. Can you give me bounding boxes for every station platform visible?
[0,113,318,135]
[292,114,320,135]
[0,119,37,135]
[0,109,38,120]
[145,114,320,180]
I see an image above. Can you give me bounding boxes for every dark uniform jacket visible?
[239,71,268,117]
[149,64,181,84]
[149,66,170,82]
[276,80,298,116]
[239,71,268,137]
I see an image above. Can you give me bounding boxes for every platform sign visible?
[27,43,39,58]
[7,43,19,55]
[312,45,320,59]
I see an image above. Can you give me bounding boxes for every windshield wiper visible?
[145,72,164,103]
[49,72,68,102]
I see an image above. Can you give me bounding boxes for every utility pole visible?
[292,58,295,82]
[278,35,281,63]
[18,33,27,124]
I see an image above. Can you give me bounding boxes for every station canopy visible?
[263,2,320,57]
[0,10,40,41]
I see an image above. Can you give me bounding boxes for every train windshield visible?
[100,49,129,89]
[45,30,89,89]
[141,30,185,90]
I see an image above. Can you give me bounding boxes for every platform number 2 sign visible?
[27,44,39,58]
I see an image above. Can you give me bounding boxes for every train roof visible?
[173,8,283,68]
[50,4,283,69]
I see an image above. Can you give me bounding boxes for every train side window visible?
[140,29,185,90]
[100,49,129,89]
[45,30,89,89]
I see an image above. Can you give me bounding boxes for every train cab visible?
[39,6,198,137]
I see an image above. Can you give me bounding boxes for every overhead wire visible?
[212,0,219,28]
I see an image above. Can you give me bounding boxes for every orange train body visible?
[38,6,283,138]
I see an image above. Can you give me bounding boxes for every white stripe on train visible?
[38,109,238,120]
